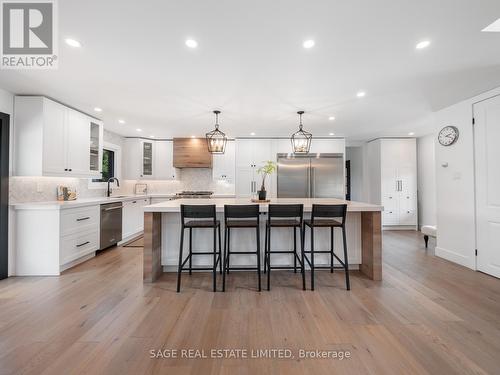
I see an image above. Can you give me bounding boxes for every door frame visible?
[473,94,500,275]
[0,112,10,280]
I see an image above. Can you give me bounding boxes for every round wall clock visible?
[438,126,459,146]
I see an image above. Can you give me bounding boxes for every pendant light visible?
[291,110,312,154]
[206,110,227,154]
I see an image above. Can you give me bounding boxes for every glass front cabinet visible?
[89,121,103,176]
[142,141,154,177]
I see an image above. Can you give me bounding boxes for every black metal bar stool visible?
[302,204,350,291]
[177,204,222,292]
[264,204,305,290]
[222,205,261,292]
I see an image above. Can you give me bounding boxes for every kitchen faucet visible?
[106,177,120,197]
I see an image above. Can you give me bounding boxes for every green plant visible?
[257,161,277,191]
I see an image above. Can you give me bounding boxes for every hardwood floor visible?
[1,231,499,374]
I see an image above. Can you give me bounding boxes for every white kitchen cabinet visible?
[213,140,235,182]
[366,138,417,228]
[14,96,103,178]
[122,198,150,241]
[15,205,100,275]
[235,139,274,197]
[155,141,177,180]
[124,139,178,180]
[123,138,154,179]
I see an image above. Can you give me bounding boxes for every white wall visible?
[0,88,15,276]
[434,86,500,269]
[346,147,363,201]
[417,134,436,228]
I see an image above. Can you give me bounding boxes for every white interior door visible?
[474,95,500,278]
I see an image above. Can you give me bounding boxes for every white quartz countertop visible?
[144,198,383,212]
[12,194,237,210]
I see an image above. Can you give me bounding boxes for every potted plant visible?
[257,161,277,200]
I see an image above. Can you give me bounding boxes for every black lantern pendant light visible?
[291,110,312,154]
[206,110,227,154]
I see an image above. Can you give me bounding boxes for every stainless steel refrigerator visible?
[277,153,345,198]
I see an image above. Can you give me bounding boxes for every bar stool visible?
[222,205,261,292]
[264,204,305,291]
[302,204,350,291]
[177,204,222,293]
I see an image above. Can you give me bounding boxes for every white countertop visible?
[12,194,237,210]
[144,198,383,212]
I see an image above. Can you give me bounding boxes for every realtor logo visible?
[1,0,58,69]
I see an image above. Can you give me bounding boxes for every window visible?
[92,149,115,183]
[88,141,121,189]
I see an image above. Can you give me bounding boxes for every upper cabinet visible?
[14,96,103,178]
[123,139,177,180]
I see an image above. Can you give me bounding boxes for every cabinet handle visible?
[64,168,68,171]
[76,217,90,222]
[388,196,392,199]
[132,201,137,203]
[68,168,72,172]
[76,241,90,248]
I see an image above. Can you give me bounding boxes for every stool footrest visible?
[227,251,259,255]
[225,266,260,271]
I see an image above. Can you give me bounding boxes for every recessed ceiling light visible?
[136,128,142,132]
[250,132,256,136]
[408,132,415,136]
[94,107,102,112]
[329,132,335,136]
[303,40,315,49]
[356,91,366,98]
[65,38,81,48]
[185,39,198,48]
[328,116,335,121]
[191,135,196,138]
[482,18,500,32]
[415,40,431,50]
[150,135,155,138]
[118,119,125,124]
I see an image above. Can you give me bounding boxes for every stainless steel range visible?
[174,191,214,199]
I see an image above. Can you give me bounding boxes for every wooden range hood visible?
[173,138,213,168]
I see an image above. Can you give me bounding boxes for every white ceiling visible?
[1,0,500,141]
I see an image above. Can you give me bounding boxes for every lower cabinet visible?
[15,205,100,276]
[122,198,150,241]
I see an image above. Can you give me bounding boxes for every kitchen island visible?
[143,198,383,283]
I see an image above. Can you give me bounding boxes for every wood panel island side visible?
[143,198,383,283]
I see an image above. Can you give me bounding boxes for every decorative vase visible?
[258,189,267,201]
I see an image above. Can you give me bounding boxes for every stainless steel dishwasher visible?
[100,202,123,250]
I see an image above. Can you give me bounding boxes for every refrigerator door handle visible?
[310,167,315,198]
[307,166,311,198]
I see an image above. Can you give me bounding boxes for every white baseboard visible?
[383,225,417,231]
[435,246,475,270]
[119,231,143,246]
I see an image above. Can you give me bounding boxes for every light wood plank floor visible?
[1,231,499,375]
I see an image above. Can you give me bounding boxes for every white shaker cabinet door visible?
[66,110,91,176]
[42,100,67,174]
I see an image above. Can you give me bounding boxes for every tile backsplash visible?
[9,169,235,204]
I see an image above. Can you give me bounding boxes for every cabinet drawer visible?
[60,229,98,266]
[60,206,100,236]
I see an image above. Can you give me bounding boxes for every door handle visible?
[104,206,122,211]
[76,217,90,222]
[310,167,315,198]
[76,241,90,248]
